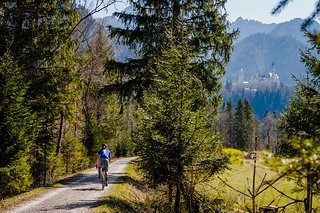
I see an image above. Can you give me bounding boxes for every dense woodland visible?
[0,0,133,198]
[0,0,319,212]
[224,84,292,119]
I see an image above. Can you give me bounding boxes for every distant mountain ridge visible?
[230,17,277,43]
[94,14,320,86]
[227,17,320,86]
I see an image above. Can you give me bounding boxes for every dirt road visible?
[7,157,135,213]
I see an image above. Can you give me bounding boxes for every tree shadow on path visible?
[97,196,144,213]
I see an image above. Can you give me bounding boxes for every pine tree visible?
[81,29,113,163]
[223,99,235,147]
[134,43,228,212]
[234,99,246,149]
[233,99,255,150]
[243,99,256,149]
[80,28,133,162]
[105,0,237,101]
[0,0,81,186]
[280,31,320,212]
[0,56,38,198]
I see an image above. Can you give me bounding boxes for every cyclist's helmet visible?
[102,143,107,149]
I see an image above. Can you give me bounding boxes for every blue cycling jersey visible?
[98,149,111,159]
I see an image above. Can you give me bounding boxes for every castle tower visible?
[271,62,276,79]
[270,62,280,87]
[238,68,244,84]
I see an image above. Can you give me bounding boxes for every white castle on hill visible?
[231,62,281,92]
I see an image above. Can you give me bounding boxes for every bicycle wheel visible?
[100,167,105,190]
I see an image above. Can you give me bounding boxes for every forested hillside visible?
[227,33,305,85]
[223,85,292,119]
[227,18,320,86]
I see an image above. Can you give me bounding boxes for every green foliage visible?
[279,30,320,211]
[281,138,320,189]
[280,32,320,156]
[1,0,83,186]
[106,0,237,101]
[134,44,228,211]
[222,148,244,165]
[81,29,135,162]
[0,0,132,197]
[61,133,89,175]
[83,110,103,164]
[233,99,256,150]
[0,157,33,199]
[0,57,38,198]
[259,151,284,171]
[115,140,128,157]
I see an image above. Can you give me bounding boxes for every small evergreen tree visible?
[280,32,320,212]
[234,99,255,150]
[61,133,89,175]
[134,43,228,212]
[234,99,246,149]
[243,99,256,149]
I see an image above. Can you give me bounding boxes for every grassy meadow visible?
[95,151,320,212]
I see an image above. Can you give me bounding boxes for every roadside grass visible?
[209,154,320,212]
[93,160,151,213]
[0,167,94,211]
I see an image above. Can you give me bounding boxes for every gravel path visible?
[7,157,136,213]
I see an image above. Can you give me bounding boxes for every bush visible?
[61,133,89,175]
[115,140,128,157]
[0,157,33,198]
[260,151,285,171]
[222,148,244,165]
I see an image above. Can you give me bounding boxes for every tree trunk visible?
[168,183,173,205]
[13,0,23,55]
[252,136,258,213]
[174,181,181,213]
[43,135,47,186]
[66,153,69,175]
[305,174,313,213]
[56,111,64,155]
[166,182,173,212]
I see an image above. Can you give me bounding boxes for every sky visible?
[225,0,315,23]
[92,0,316,24]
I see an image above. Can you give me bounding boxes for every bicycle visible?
[99,162,110,190]
[99,166,107,190]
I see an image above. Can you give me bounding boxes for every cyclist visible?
[96,143,111,184]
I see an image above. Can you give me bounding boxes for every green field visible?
[92,153,320,212]
[207,160,320,212]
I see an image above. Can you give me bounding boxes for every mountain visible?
[95,13,136,62]
[230,17,277,42]
[94,14,320,85]
[227,33,305,85]
[227,18,320,86]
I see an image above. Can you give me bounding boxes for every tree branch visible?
[217,176,250,198]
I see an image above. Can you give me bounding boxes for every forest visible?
[0,0,319,212]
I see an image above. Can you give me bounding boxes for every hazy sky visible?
[226,0,315,23]
[93,0,316,24]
